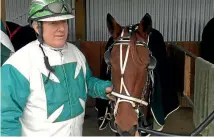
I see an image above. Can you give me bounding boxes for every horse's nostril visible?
[116,124,138,136]
[129,124,138,135]
[121,131,132,136]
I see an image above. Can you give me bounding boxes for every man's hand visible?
[105,85,116,101]
[105,85,113,94]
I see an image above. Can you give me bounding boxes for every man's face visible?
[34,20,68,48]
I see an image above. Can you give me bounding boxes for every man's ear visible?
[32,22,39,34]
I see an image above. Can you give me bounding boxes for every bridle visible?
[102,24,157,132]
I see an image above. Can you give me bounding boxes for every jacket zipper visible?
[59,51,72,116]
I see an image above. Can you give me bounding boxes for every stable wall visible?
[80,41,200,107]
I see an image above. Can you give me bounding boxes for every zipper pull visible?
[59,51,63,57]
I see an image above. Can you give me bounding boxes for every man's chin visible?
[53,41,66,48]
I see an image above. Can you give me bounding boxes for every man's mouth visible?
[55,35,64,38]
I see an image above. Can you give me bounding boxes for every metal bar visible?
[191,110,214,136]
[138,127,186,136]
[168,43,197,59]
[138,109,214,136]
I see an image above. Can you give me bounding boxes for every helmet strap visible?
[37,21,55,84]
[38,22,44,44]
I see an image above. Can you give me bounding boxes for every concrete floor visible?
[83,107,195,136]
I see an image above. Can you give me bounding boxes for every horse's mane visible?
[100,36,114,81]
[106,36,114,51]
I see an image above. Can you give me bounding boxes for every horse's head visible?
[105,13,155,136]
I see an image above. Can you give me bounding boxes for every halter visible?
[112,28,150,117]
[101,24,157,132]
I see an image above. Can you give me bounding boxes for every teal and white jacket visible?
[1,40,112,136]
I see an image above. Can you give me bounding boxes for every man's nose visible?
[58,21,67,31]
[58,25,65,31]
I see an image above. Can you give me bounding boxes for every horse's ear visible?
[138,13,152,38]
[106,13,122,39]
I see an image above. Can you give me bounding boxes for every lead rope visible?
[98,101,113,130]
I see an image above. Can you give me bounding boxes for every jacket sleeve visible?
[1,64,30,136]
[85,62,112,99]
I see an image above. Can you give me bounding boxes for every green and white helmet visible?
[28,0,74,23]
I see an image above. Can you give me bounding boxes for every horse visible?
[103,13,156,136]
[101,13,179,136]
[5,21,37,51]
[200,17,214,64]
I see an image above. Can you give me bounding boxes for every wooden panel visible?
[179,42,192,97]
[184,55,191,97]
[168,42,200,107]
[79,41,107,107]
[80,41,107,77]
[75,0,86,41]
[1,0,6,27]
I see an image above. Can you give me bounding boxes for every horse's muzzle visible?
[115,124,138,136]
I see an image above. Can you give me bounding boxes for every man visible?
[1,0,112,136]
